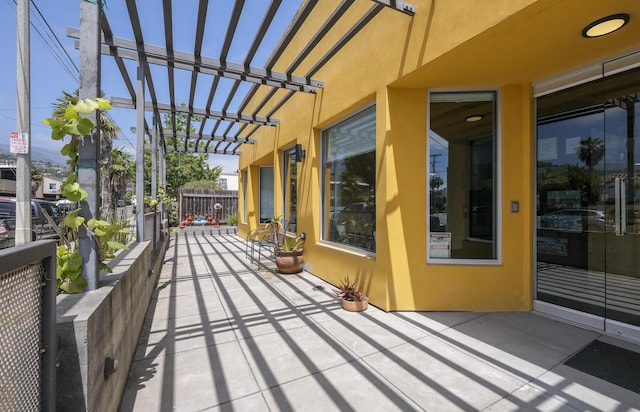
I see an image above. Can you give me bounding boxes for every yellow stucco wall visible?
[238,0,639,311]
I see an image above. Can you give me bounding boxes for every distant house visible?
[218,172,238,191]
[0,165,16,195]
[36,176,64,200]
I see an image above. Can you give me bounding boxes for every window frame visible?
[241,168,248,223]
[258,166,274,224]
[426,89,502,265]
[320,103,376,255]
[282,146,298,234]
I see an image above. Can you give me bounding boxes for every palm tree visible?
[430,175,443,190]
[106,148,133,220]
[576,137,605,172]
[53,90,120,161]
[31,167,43,196]
[576,137,605,207]
[53,90,120,216]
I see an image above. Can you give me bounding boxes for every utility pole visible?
[15,0,32,245]
[429,153,442,175]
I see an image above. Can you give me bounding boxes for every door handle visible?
[614,177,626,236]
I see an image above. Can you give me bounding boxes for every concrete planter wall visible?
[55,232,168,411]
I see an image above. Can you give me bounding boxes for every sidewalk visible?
[119,230,640,411]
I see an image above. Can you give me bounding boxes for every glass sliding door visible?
[535,56,640,340]
[536,77,607,320]
[602,60,640,332]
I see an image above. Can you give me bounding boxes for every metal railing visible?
[0,240,56,411]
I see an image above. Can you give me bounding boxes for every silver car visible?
[538,209,609,231]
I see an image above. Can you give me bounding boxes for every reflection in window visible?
[283,148,298,233]
[536,80,606,231]
[428,91,497,260]
[259,166,274,223]
[322,105,376,252]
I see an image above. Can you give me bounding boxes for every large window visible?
[322,105,376,252]
[428,91,498,261]
[283,147,298,233]
[259,166,274,223]
[241,169,247,223]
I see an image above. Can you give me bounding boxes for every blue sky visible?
[0,0,302,173]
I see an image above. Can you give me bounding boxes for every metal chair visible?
[245,226,270,263]
[252,218,290,267]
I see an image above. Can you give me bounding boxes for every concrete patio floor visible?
[119,229,640,411]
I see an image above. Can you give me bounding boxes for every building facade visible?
[38,175,64,199]
[218,172,239,191]
[238,1,640,342]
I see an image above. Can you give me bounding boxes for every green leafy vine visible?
[144,187,171,210]
[44,98,130,294]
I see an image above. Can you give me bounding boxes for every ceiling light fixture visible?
[582,13,629,38]
[465,115,483,122]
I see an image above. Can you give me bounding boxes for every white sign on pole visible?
[9,131,29,154]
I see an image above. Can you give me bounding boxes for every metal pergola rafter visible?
[69,0,414,156]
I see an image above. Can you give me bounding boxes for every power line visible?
[5,0,134,154]
[7,0,80,83]
[0,112,51,131]
[30,0,79,74]
[29,0,79,82]
[105,112,137,152]
[0,106,52,111]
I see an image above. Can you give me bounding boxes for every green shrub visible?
[226,213,238,225]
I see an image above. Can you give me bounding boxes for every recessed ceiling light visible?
[465,115,483,122]
[582,13,629,38]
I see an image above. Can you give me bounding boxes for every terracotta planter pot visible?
[274,250,304,273]
[341,297,368,312]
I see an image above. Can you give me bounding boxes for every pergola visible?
[72,0,414,288]
[73,0,414,153]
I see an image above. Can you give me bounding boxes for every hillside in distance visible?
[0,142,66,166]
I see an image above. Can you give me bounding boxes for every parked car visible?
[0,197,65,249]
[35,200,65,226]
[0,219,11,249]
[56,199,76,213]
[538,209,609,231]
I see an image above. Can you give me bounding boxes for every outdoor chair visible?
[245,226,271,262]
[246,219,290,267]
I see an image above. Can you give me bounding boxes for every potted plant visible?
[274,233,305,273]
[264,216,305,273]
[264,216,284,238]
[333,276,368,312]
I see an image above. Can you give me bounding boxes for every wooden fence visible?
[178,188,238,224]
